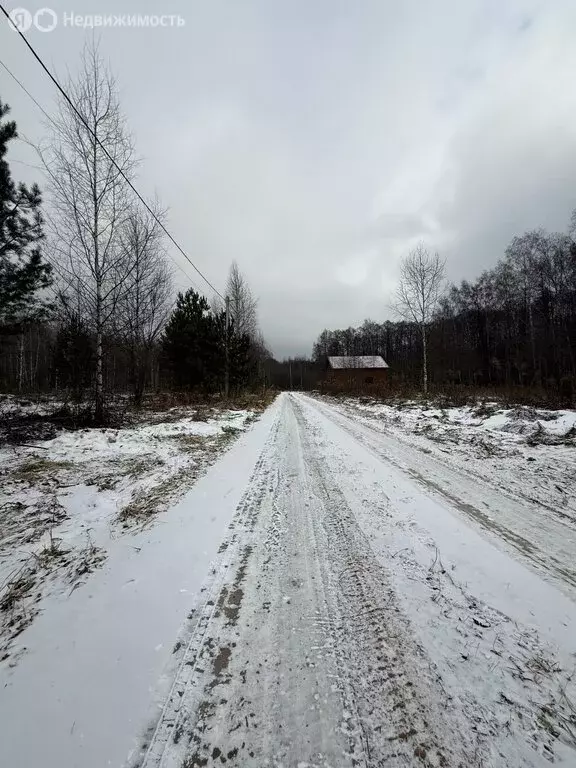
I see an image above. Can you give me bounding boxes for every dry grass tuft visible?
[0,568,36,614]
[34,533,69,566]
[12,459,74,483]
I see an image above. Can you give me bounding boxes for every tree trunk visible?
[95,324,104,423]
[18,333,24,392]
[95,270,104,423]
[133,345,147,407]
[93,124,104,424]
[422,324,428,394]
[33,327,40,389]
[29,328,33,389]
[529,301,537,381]
[224,295,230,398]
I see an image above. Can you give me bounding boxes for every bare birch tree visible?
[115,201,172,405]
[40,40,137,422]
[394,243,445,393]
[224,261,259,339]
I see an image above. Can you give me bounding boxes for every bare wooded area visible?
[313,229,576,404]
[0,41,269,427]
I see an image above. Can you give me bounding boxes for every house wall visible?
[323,367,388,392]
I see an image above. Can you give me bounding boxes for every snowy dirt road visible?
[134,393,576,768]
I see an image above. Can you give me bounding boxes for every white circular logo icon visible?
[34,8,57,32]
[8,7,32,31]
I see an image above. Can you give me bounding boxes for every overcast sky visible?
[2,0,576,358]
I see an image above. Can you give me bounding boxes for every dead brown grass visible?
[140,389,277,414]
[118,431,240,526]
[222,389,277,412]
[322,382,574,410]
[11,458,74,483]
[0,568,36,614]
[118,465,200,525]
[174,435,208,452]
[34,534,69,566]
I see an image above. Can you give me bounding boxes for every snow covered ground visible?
[0,402,258,665]
[318,395,576,595]
[1,392,575,768]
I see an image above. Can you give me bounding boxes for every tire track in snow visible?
[295,394,576,765]
[291,397,479,767]
[132,415,282,768]
[141,394,479,768]
[305,394,576,595]
[145,394,369,768]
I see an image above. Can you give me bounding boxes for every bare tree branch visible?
[224,261,259,340]
[393,243,445,393]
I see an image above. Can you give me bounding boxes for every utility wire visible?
[0,3,225,300]
[0,55,205,297]
[0,57,56,126]
[5,156,44,173]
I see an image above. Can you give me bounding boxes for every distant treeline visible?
[0,284,266,401]
[313,215,576,399]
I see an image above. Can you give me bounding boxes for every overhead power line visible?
[0,56,205,296]
[0,57,56,126]
[0,3,225,300]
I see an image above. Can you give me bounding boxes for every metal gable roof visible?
[327,355,389,369]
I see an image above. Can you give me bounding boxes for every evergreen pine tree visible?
[162,289,219,390]
[0,99,52,330]
[162,288,257,392]
[227,321,254,392]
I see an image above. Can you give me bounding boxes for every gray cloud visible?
[2,0,575,358]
